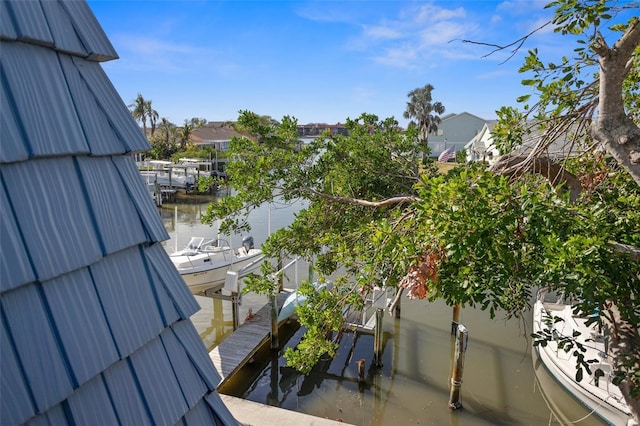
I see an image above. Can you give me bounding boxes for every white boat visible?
[169,235,264,294]
[140,160,195,189]
[177,158,217,179]
[532,290,633,425]
[277,281,333,322]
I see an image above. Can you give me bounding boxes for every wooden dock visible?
[209,292,290,384]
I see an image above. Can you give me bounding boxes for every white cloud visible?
[118,35,203,56]
[363,25,402,40]
[365,4,482,69]
[418,21,469,46]
[110,34,216,73]
[411,4,466,24]
[372,46,418,69]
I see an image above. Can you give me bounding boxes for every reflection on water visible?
[162,197,607,425]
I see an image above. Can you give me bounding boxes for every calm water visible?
[159,195,606,426]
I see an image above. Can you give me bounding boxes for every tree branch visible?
[489,154,583,202]
[457,20,552,64]
[609,241,640,261]
[297,187,420,208]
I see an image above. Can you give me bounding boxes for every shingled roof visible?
[0,1,237,424]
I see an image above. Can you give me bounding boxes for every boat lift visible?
[200,256,265,329]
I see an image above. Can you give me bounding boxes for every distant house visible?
[465,121,499,164]
[464,120,586,165]
[0,1,237,425]
[427,112,488,159]
[297,123,349,138]
[191,121,248,151]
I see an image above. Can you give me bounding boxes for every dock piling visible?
[448,324,468,410]
[270,293,279,349]
[451,304,461,335]
[373,308,384,366]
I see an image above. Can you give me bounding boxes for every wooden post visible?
[213,298,223,337]
[277,254,283,292]
[357,358,366,382]
[374,308,384,367]
[231,292,240,330]
[357,358,366,393]
[448,324,468,409]
[451,304,461,335]
[270,293,279,349]
[224,271,241,331]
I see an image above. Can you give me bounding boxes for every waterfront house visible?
[191,121,248,152]
[464,120,587,165]
[0,1,237,424]
[427,112,488,159]
[465,122,500,164]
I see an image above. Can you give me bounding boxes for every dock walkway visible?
[209,291,356,426]
[209,292,289,383]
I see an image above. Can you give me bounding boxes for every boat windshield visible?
[185,237,205,250]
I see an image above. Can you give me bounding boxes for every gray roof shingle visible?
[0,1,238,424]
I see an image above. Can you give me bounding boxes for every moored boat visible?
[170,235,264,294]
[140,160,196,189]
[532,289,633,425]
[277,281,333,322]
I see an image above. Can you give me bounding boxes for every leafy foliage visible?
[206,105,640,378]
[200,4,640,407]
[504,0,640,402]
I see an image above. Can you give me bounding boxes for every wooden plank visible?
[209,292,289,384]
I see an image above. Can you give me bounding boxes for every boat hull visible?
[532,299,632,425]
[176,250,263,294]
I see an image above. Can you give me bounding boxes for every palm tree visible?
[177,118,207,150]
[129,93,148,135]
[403,84,445,163]
[157,117,175,145]
[145,100,159,136]
[178,120,194,150]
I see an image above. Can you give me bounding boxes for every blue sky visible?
[87,1,584,126]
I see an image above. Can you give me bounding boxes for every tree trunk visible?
[601,302,640,422]
[591,18,640,187]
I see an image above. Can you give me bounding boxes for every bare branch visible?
[457,20,552,63]
[609,241,640,261]
[297,187,420,208]
[490,154,583,202]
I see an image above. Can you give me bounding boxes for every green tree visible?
[403,84,445,164]
[145,100,159,136]
[203,2,640,421]
[157,117,176,145]
[178,117,207,150]
[482,1,640,416]
[128,93,148,135]
[148,117,178,159]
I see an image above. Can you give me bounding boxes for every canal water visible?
[159,195,606,426]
